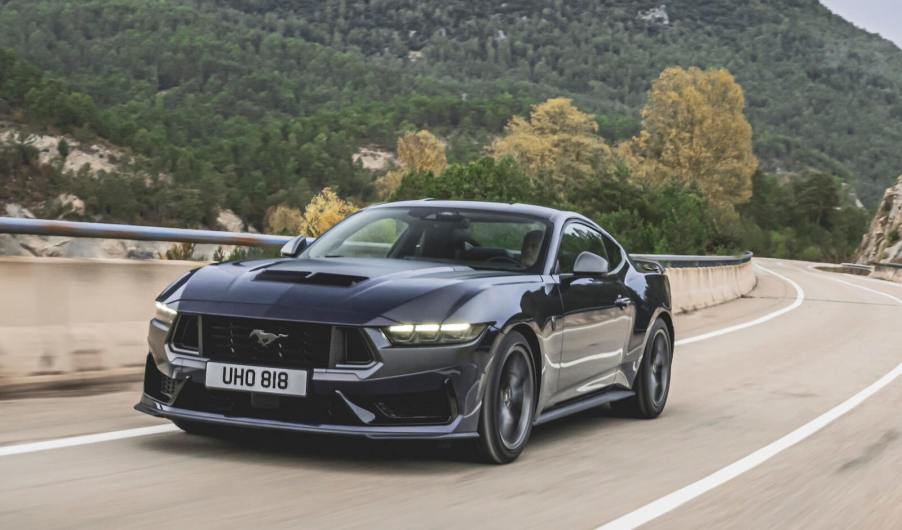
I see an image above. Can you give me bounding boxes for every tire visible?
[613,319,672,419]
[473,330,537,464]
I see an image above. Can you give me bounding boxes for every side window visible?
[602,234,623,270]
[557,223,608,274]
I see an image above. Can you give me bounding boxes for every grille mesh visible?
[201,315,332,368]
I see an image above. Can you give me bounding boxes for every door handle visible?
[614,295,632,309]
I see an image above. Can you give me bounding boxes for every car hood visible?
[170,257,540,326]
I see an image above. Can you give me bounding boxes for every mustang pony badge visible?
[249,329,288,347]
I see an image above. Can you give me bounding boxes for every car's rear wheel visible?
[474,330,537,464]
[614,319,672,418]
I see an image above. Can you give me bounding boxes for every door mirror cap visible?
[280,236,313,257]
[573,251,610,276]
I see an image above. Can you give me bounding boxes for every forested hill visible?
[1,0,901,215]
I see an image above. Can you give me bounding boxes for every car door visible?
[553,222,634,402]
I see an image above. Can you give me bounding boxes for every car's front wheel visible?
[474,330,537,464]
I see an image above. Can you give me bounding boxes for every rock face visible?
[352,147,395,171]
[856,174,902,264]
[638,5,670,25]
[0,130,124,174]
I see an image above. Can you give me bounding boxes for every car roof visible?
[369,199,588,223]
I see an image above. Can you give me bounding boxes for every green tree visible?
[392,157,541,203]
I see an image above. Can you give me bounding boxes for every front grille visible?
[201,315,333,368]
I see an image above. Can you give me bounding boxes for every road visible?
[1,259,901,529]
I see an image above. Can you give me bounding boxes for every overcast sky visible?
[820,0,902,49]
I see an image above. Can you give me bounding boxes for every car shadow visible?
[136,404,637,470]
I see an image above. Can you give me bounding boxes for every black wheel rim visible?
[496,347,534,450]
[648,332,670,407]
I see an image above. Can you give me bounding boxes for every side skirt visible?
[533,388,635,427]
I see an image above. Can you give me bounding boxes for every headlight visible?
[154,301,178,326]
[383,323,486,345]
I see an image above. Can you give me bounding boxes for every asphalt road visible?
[2,259,901,529]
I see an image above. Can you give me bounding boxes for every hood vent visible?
[255,269,367,287]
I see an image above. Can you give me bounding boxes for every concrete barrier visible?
[0,257,197,393]
[0,256,757,392]
[667,260,757,314]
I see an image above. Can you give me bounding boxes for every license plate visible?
[205,362,307,397]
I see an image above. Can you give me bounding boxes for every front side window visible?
[557,223,608,274]
[304,207,551,273]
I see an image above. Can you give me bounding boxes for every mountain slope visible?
[0,0,901,211]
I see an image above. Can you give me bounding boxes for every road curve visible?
[1,259,901,529]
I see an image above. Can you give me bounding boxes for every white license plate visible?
[205,362,307,397]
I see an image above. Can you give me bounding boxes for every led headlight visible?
[154,301,178,326]
[384,322,486,345]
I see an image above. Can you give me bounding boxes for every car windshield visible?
[304,206,551,272]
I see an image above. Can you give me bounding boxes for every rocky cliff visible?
[856,175,902,264]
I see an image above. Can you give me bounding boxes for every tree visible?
[265,204,305,235]
[57,138,70,158]
[792,171,840,228]
[298,187,358,236]
[490,98,611,196]
[374,130,447,198]
[624,67,758,207]
[392,157,541,203]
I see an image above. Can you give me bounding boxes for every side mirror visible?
[573,251,609,276]
[280,236,313,257]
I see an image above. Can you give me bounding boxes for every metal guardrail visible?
[0,217,291,248]
[0,217,755,267]
[874,262,902,270]
[631,251,753,268]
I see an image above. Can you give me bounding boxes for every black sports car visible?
[136,200,674,463]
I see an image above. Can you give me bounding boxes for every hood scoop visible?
[254,269,367,287]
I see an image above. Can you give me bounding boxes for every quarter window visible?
[602,234,623,270]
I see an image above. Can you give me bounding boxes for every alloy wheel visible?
[648,332,670,407]
[495,347,535,450]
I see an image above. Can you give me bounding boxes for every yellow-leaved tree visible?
[490,98,611,196]
[298,187,358,236]
[265,187,358,237]
[374,130,447,198]
[623,66,758,207]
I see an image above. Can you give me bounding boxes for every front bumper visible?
[135,319,498,439]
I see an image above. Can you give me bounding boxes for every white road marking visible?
[675,264,804,346]
[597,361,902,530]
[0,424,180,457]
[597,262,902,529]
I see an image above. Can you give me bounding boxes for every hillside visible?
[1,0,901,216]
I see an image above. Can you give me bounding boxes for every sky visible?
[820,0,902,49]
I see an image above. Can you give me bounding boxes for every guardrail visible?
[1,217,754,267]
[631,251,753,268]
[0,217,291,248]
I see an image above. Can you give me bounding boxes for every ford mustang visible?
[136,200,674,463]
